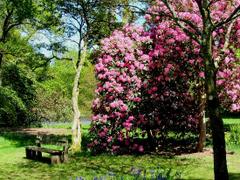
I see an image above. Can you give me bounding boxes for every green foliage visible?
[35,60,75,122]
[35,58,97,121]
[0,32,45,127]
[2,63,36,107]
[236,49,240,58]
[5,0,35,21]
[225,124,240,146]
[40,60,74,97]
[78,61,97,117]
[0,87,27,126]
[0,62,37,126]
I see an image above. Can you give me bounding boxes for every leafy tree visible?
[0,0,64,126]
[0,31,54,126]
[0,86,27,126]
[35,60,75,122]
[58,0,143,152]
[0,0,61,85]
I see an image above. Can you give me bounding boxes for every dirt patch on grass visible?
[178,148,213,158]
[178,148,235,158]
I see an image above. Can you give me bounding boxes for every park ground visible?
[0,118,239,180]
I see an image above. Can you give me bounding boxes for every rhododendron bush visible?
[146,0,240,112]
[89,0,240,154]
[89,25,153,153]
[89,24,202,154]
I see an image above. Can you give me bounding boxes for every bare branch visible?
[64,38,79,45]
[6,22,21,32]
[117,4,146,14]
[70,15,82,30]
[66,21,80,32]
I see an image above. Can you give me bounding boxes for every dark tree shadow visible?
[0,128,71,147]
[229,173,240,180]
[0,130,35,147]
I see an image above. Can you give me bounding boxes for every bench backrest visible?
[36,136,69,153]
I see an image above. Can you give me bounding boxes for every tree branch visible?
[32,54,73,71]
[162,0,201,44]
[64,38,79,45]
[215,21,235,67]
[0,8,13,42]
[214,5,240,29]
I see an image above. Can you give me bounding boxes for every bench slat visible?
[26,146,63,155]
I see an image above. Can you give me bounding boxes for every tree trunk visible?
[196,111,206,152]
[202,29,228,179]
[206,84,228,179]
[70,43,87,153]
[196,95,206,152]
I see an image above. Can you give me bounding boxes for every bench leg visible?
[32,150,37,159]
[51,155,61,164]
[61,154,68,163]
[26,148,32,159]
[26,148,37,159]
[36,151,42,160]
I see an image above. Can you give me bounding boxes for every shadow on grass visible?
[0,129,72,148]
[0,131,35,147]
[229,173,240,180]
[70,153,186,178]
[18,149,186,177]
[179,173,240,180]
[23,156,52,164]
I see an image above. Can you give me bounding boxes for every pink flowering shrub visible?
[88,25,152,154]
[146,0,240,113]
[89,24,201,154]
[89,0,240,154]
[142,21,203,138]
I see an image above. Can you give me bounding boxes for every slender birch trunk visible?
[70,42,87,152]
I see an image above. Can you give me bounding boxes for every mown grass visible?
[0,135,239,180]
[224,118,240,125]
[0,119,239,179]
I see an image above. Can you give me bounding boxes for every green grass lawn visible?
[0,119,239,180]
[224,118,240,125]
[0,135,239,180]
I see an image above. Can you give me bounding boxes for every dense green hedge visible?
[225,124,240,146]
[0,87,27,126]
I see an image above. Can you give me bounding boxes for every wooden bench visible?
[26,136,69,164]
